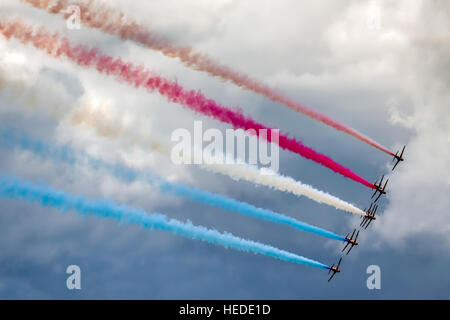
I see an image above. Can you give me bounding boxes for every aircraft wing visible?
[328,271,336,282]
[342,242,350,252]
[364,219,373,229]
[374,193,382,202]
[347,244,354,255]
[360,216,368,227]
[371,189,378,199]
[392,159,400,170]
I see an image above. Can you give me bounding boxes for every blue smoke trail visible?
[0,128,346,242]
[0,175,330,269]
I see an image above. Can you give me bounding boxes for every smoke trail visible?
[72,103,365,216]
[19,0,394,156]
[0,71,365,216]
[0,19,376,189]
[68,107,366,216]
[0,128,347,241]
[200,157,366,216]
[0,175,330,269]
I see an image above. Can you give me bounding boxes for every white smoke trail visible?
[200,156,365,216]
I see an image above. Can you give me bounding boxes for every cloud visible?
[371,0,450,246]
[0,0,449,298]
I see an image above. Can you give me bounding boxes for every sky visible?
[0,0,449,299]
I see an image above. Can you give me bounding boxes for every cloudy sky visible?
[0,0,449,299]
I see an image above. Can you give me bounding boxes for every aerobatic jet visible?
[371,175,388,202]
[361,203,378,229]
[392,145,406,171]
[328,257,342,282]
[342,229,359,255]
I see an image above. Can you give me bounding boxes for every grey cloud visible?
[0,0,448,299]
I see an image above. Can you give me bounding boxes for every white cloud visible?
[0,2,449,299]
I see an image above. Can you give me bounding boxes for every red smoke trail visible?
[20,0,395,156]
[0,20,376,188]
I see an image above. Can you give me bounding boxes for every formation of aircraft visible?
[327,145,406,282]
